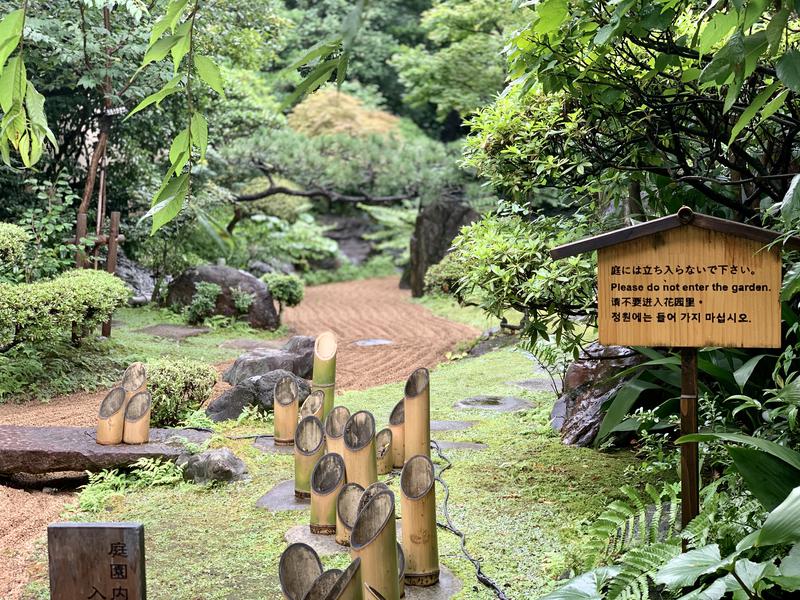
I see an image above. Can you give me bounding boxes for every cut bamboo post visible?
[312,331,338,420]
[350,490,400,600]
[375,428,393,475]
[121,362,147,398]
[279,542,323,600]
[303,569,343,600]
[323,558,362,600]
[311,453,346,535]
[275,375,300,446]
[295,416,326,499]
[301,390,325,421]
[343,411,378,488]
[122,391,152,444]
[96,387,126,446]
[358,482,390,516]
[324,406,351,459]
[404,369,430,460]
[336,483,365,547]
[397,543,405,598]
[388,400,404,469]
[400,455,439,586]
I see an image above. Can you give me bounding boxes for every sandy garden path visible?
[0,276,478,599]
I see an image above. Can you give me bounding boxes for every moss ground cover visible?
[24,348,643,599]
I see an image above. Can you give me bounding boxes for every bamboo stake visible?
[350,490,400,600]
[400,455,439,586]
[274,375,300,446]
[375,429,393,475]
[358,482,390,516]
[122,391,151,445]
[324,406,351,459]
[336,483,365,547]
[303,569,343,600]
[279,542,323,600]
[312,331,338,419]
[121,362,147,396]
[403,369,430,461]
[322,558,362,600]
[96,387,126,446]
[295,416,326,499]
[388,400,404,469]
[343,411,378,488]
[311,453,346,535]
[397,543,405,598]
[301,390,325,421]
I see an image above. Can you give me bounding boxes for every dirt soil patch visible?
[0,276,478,598]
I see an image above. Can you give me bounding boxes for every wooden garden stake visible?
[551,207,798,540]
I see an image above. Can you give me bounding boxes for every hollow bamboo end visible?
[301,391,325,420]
[279,543,323,600]
[304,569,343,600]
[275,375,299,406]
[322,558,361,600]
[400,455,435,500]
[296,416,325,455]
[403,368,429,399]
[325,406,350,439]
[122,391,151,445]
[121,362,147,393]
[344,411,376,451]
[389,400,404,426]
[314,331,338,361]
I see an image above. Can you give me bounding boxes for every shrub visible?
[0,223,30,268]
[147,359,218,427]
[231,286,255,314]
[262,273,304,323]
[0,270,130,351]
[184,282,221,325]
[424,252,462,297]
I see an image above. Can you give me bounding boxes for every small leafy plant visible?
[261,273,304,324]
[147,359,217,427]
[184,281,221,324]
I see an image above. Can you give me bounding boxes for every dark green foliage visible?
[231,287,255,315]
[423,253,462,297]
[147,359,218,427]
[184,282,222,325]
[261,273,303,324]
[0,223,29,267]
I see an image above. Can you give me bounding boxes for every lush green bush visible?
[0,270,129,351]
[0,223,30,267]
[262,273,304,324]
[231,287,255,314]
[184,282,222,325]
[147,359,218,428]
[423,252,462,297]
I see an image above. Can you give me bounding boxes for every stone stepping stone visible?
[434,441,487,451]
[511,378,560,394]
[256,480,309,512]
[430,420,475,432]
[453,395,532,413]
[284,524,345,556]
[219,338,283,351]
[353,338,394,347]
[253,436,293,455]
[135,324,210,340]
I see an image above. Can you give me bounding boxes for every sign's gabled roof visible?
[550,206,800,259]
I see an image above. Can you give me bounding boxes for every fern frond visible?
[606,542,680,600]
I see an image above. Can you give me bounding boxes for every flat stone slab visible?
[453,395,532,413]
[284,524,345,556]
[434,441,487,451]
[407,565,462,599]
[135,324,210,340]
[353,338,394,347]
[430,420,475,432]
[253,436,294,455]
[256,480,309,512]
[0,426,211,475]
[219,338,283,351]
[511,378,560,394]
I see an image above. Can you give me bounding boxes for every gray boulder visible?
[551,342,646,446]
[166,264,279,330]
[178,448,248,484]
[223,336,315,384]
[407,199,479,297]
[248,259,296,277]
[206,370,310,422]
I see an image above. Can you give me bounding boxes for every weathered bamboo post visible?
[324,558,362,600]
[336,483,364,547]
[375,429,393,475]
[324,406,351,459]
[312,331,338,420]
[101,211,120,337]
[350,490,400,600]
[295,416,326,499]
[358,482,390,515]
[388,400,404,469]
[343,411,378,488]
[301,390,325,421]
[122,391,152,444]
[400,455,439,586]
[311,453,346,535]
[274,375,300,446]
[279,542,323,600]
[96,387,126,445]
[397,543,406,598]
[403,369,430,460]
[304,569,343,599]
[121,362,147,405]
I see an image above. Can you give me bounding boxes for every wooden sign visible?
[48,522,146,600]
[597,226,782,348]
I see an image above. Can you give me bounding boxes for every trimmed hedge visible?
[146,359,218,427]
[0,223,30,267]
[261,273,304,308]
[0,269,130,348]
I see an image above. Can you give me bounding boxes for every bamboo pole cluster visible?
[279,543,363,600]
[96,362,152,446]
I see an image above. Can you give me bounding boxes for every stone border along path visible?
[0,276,480,600]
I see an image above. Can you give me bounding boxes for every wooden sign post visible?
[48,522,146,600]
[551,207,799,538]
